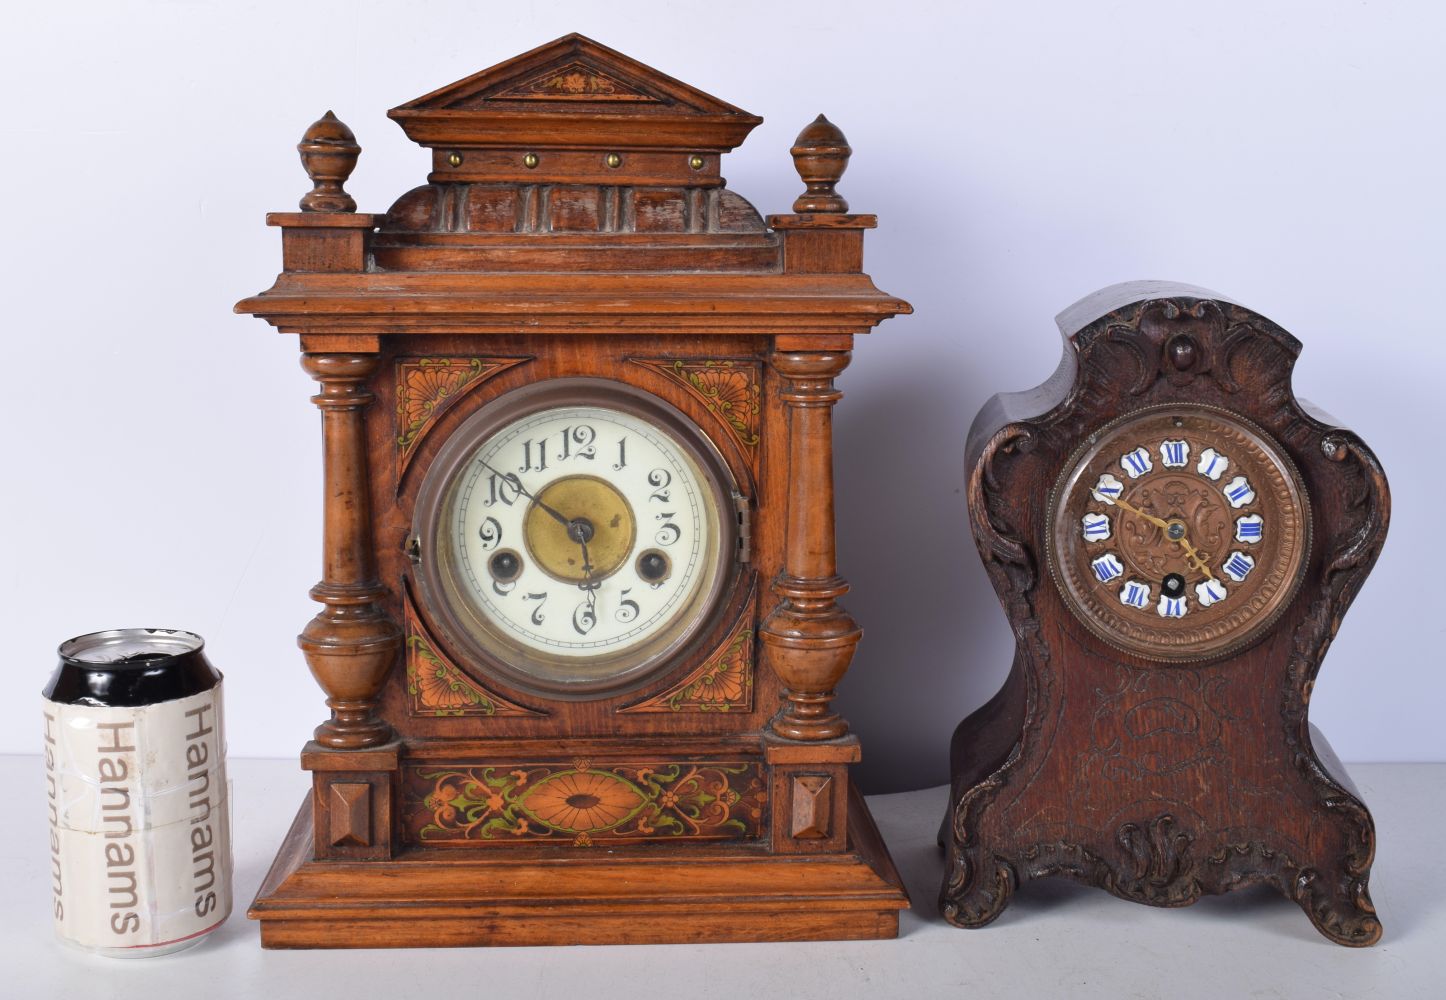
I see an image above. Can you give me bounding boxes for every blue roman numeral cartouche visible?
[1081,513,1111,541]
[1091,553,1124,583]
[1223,551,1255,581]
[1160,440,1188,467]
[1157,596,1187,618]
[1122,447,1152,478]
[1236,515,1264,543]
[1223,475,1256,508]
[1120,580,1150,608]
[1196,448,1229,481]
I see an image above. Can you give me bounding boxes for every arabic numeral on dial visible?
[572,599,597,635]
[492,578,516,597]
[648,467,672,502]
[560,425,597,461]
[615,588,639,623]
[522,591,548,625]
[478,517,502,549]
[485,472,522,507]
[655,513,680,546]
[613,437,627,470]
[519,439,549,473]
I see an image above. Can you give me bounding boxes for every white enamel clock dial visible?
[414,381,736,695]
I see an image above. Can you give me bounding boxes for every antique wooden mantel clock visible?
[941,282,1389,945]
[238,34,911,947]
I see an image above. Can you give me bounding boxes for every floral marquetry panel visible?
[404,760,767,846]
[395,356,529,473]
[404,590,541,718]
[620,588,756,714]
[631,359,762,462]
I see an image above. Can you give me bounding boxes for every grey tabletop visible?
[4,757,1440,999]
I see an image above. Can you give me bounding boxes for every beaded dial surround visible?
[1049,405,1310,662]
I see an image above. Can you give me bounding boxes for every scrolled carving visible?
[941,423,1051,927]
[1116,815,1195,903]
[942,283,1388,946]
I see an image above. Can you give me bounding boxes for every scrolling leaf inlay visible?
[621,626,754,714]
[620,582,757,715]
[406,760,766,846]
[395,356,528,467]
[404,595,541,718]
[632,359,762,458]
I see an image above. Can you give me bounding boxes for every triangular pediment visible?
[488,60,661,104]
[392,33,751,117]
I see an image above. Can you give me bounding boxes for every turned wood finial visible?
[789,114,852,213]
[297,110,361,213]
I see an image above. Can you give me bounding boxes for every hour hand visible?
[1176,536,1217,582]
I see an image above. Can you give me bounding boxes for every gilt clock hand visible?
[1176,535,1217,583]
[1107,493,1216,581]
[1109,495,1171,531]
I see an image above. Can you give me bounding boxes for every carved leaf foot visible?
[940,849,1016,929]
[1294,864,1383,947]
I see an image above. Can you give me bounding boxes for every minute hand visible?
[479,461,571,528]
[1107,494,1216,582]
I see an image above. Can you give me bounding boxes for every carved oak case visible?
[941,282,1389,946]
[237,34,911,948]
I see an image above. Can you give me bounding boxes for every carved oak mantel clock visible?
[942,282,1389,946]
[238,34,911,948]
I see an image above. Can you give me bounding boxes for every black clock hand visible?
[576,535,598,608]
[479,460,572,528]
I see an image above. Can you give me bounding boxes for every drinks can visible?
[42,629,233,957]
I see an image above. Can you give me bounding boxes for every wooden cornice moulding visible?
[238,32,911,949]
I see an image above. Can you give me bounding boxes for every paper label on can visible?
[42,684,233,954]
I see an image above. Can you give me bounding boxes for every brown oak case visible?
[237,34,912,948]
[940,282,1388,946]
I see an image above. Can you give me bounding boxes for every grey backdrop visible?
[5,0,1441,793]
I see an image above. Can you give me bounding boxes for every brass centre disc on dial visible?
[522,474,637,583]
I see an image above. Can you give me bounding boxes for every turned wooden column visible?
[298,353,402,749]
[760,349,859,740]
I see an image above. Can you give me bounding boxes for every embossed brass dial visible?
[1047,405,1311,662]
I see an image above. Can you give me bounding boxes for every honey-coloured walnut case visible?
[941,283,1389,946]
[238,34,911,948]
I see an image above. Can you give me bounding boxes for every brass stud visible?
[447,152,463,167]
[606,153,622,169]
[689,155,705,170]
[523,152,539,169]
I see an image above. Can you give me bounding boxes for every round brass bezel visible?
[1045,403,1312,664]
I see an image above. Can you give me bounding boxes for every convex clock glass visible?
[414,381,736,694]
[1049,405,1309,661]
